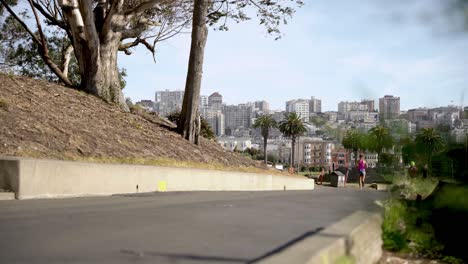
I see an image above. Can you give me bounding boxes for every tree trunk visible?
[60,0,129,112]
[177,0,208,143]
[263,136,268,165]
[79,32,128,111]
[291,137,296,169]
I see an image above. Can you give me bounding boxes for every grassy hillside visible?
[0,74,266,172]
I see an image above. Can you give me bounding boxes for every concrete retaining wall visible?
[0,157,314,199]
[258,211,382,264]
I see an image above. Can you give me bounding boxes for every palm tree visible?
[415,128,443,172]
[368,125,394,165]
[279,112,307,171]
[253,114,277,165]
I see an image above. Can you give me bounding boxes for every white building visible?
[428,106,460,128]
[218,137,252,151]
[154,90,184,116]
[199,95,208,107]
[286,99,309,122]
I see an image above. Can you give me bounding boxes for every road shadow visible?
[120,249,249,263]
[248,227,324,263]
[120,227,326,263]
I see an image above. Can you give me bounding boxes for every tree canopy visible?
[0,0,303,110]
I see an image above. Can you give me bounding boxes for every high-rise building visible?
[361,99,375,112]
[199,95,208,107]
[208,92,223,111]
[379,95,400,120]
[338,101,368,113]
[154,89,184,116]
[223,104,253,131]
[254,101,270,113]
[309,96,322,113]
[286,99,309,121]
[202,110,225,136]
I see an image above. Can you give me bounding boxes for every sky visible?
[119,0,468,112]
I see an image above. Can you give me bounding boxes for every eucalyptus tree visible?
[1,0,302,111]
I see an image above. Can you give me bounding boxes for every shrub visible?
[0,98,8,109]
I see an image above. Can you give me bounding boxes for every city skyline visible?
[121,1,468,112]
[148,89,464,113]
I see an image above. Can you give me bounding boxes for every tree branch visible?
[78,0,99,45]
[31,0,68,30]
[0,0,42,45]
[28,0,48,53]
[125,0,172,17]
[118,38,154,55]
[61,44,74,77]
[0,0,74,86]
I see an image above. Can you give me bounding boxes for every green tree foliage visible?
[415,128,443,171]
[253,114,277,165]
[342,129,368,164]
[0,0,302,110]
[401,137,418,165]
[0,16,127,88]
[279,112,306,168]
[310,116,326,127]
[368,125,394,164]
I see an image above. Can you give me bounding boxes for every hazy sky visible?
[120,0,468,111]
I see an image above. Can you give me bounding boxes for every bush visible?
[382,199,442,255]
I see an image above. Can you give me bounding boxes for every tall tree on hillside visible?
[176,0,302,143]
[415,127,443,172]
[0,0,302,113]
[177,0,207,144]
[279,112,306,170]
[253,114,277,165]
[368,125,394,165]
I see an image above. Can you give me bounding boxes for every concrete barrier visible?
[0,157,314,199]
[0,192,15,200]
[257,211,382,264]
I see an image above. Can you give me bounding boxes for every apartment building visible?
[286,99,309,122]
[154,90,184,116]
[379,95,400,120]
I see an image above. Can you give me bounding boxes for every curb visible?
[257,211,382,264]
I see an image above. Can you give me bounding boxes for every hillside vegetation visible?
[0,74,264,171]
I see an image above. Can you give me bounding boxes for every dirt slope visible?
[0,74,262,169]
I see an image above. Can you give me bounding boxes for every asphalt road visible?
[0,186,387,264]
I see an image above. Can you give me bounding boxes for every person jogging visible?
[358,154,367,190]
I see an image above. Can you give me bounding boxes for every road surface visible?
[0,186,387,263]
